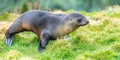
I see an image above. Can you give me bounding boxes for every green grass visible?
[0,7,120,60]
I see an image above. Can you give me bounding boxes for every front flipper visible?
[38,30,51,52]
[6,36,13,46]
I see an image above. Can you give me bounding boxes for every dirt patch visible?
[0,21,13,33]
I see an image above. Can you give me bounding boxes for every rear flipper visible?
[5,20,23,46]
[5,30,14,46]
[6,35,13,46]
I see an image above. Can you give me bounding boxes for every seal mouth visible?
[80,21,89,26]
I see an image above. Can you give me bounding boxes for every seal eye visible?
[77,19,82,22]
[69,18,73,20]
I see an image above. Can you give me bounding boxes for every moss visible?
[111,42,120,53]
[109,13,120,18]
[5,50,21,60]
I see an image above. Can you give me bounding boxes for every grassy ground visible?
[0,6,120,60]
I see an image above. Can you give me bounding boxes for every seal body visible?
[5,10,89,51]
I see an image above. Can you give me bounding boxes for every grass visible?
[0,6,120,60]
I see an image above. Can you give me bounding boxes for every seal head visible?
[62,12,89,27]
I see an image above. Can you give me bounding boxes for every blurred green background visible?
[0,0,120,14]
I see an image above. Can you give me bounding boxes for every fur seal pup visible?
[5,10,89,51]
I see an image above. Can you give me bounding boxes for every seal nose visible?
[86,21,89,24]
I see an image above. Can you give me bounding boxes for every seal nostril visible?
[87,21,89,24]
[77,19,82,22]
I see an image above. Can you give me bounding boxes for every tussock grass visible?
[0,6,120,60]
